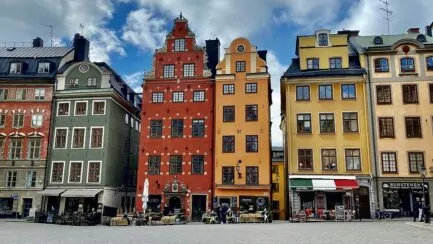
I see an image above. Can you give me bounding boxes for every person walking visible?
[419,198,425,222]
[413,197,420,222]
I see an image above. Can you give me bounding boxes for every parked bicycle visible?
[374,209,392,220]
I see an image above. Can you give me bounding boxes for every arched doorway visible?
[168,196,181,210]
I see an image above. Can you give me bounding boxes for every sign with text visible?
[382,182,429,190]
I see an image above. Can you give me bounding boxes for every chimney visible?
[426,22,433,37]
[258,50,267,62]
[337,30,360,37]
[205,38,221,78]
[73,33,90,61]
[32,37,44,48]
[407,28,420,34]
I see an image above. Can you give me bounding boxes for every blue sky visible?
[2,0,433,145]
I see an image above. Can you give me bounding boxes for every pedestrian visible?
[221,204,228,224]
[413,197,420,222]
[419,198,425,222]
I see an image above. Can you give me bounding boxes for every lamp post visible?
[419,166,427,223]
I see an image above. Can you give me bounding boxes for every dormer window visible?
[174,39,185,52]
[318,33,328,46]
[38,62,50,73]
[400,58,415,72]
[10,62,22,74]
[426,56,433,70]
[69,78,79,87]
[307,58,319,70]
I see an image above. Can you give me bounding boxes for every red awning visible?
[334,179,359,190]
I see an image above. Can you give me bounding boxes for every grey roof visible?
[0,57,63,80]
[0,47,73,58]
[350,33,433,53]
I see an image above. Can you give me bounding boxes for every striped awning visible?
[61,189,103,198]
[290,176,359,190]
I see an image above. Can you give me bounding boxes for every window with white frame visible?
[25,170,37,188]
[10,62,22,74]
[0,88,9,101]
[124,114,129,124]
[236,61,246,72]
[183,64,195,77]
[31,114,43,128]
[72,128,85,149]
[318,33,329,46]
[13,113,24,128]
[38,62,50,73]
[15,88,27,100]
[223,84,235,95]
[174,39,185,51]
[152,92,164,103]
[245,83,257,93]
[90,127,103,148]
[193,91,205,102]
[75,102,87,115]
[57,102,70,116]
[87,77,97,87]
[163,65,175,78]
[6,171,17,187]
[28,138,42,159]
[51,162,64,183]
[93,101,105,115]
[34,88,45,100]
[54,128,67,148]
[87,161,101,183]
[69,161,82,183]
[9,138,23,159]
[69,78,79,87]
[172,91,184,102]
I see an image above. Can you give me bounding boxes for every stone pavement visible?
[1,221,433,244]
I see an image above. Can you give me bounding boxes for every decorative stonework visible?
[162,176,188,193]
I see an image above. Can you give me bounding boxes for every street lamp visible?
[419,165,427,223]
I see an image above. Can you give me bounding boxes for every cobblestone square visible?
[1,221,433,244]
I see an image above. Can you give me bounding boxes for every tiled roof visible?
[350,33,433,53]
[0,47,73,58]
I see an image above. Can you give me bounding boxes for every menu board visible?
[335,205,345,222]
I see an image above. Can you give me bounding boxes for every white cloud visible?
[124,71,144,93]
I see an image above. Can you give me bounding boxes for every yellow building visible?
[281,29,373,220]
[214,38,272,212]
[352,27,433,215]
[271,147,286,220]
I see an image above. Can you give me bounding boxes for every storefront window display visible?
[382,182,430,217]
[239,196,269,212]
[0,198,13,215]
[147,195,161,213]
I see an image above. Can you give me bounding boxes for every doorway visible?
[168,196,181,211]
[22,198,33,217]
[191,195,206,222]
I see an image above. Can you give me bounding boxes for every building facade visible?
[281,30,373,219]
[38,34,141,218]
[271,147,286,220]
[214,38,272,212]
[135,14,220,222]
[352,27,433,215]
[0,39,73,217]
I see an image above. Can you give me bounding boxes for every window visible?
[318,33,328,46]
[246,83,257,93]
[163,65,175,78]
[38,62,50,73]
[400,57,415,72]
[223,136,235,153]
[405,117,422,138]
[381,152,397,173]
[245,105,258,121]
[93,101,105,115]
[430,84,433,103]
[34,88,45,100]
[307,58,319,69]
[322,149,337,170]
[343,112,358,133]
[236,61,246,72]
[427,56,433,70]
[296,86,310,101]
[183,64,194,77]
[69,78,79,87]
[75,101,87,115]
[87,77,97,87]
[297,114,311,133]
[223,106,235,122]
[58,102,70,116]
[345,149,361,170]
[193,91,205,102]
[374,58,389,72]
[150,120,162,138]
[15,88,26,100]
[319,85,332,100]
[402,85,418,104]
[272,183,279,193]
[51,162,64,183]
[222,167,234,184]
[152,92,164,103]
[408,152,424,173]
[298,149,313,170]
[330,57,342,69]
[191,155,204,175]
[246,135,258,152]
[192,119,205,137]
[13,114,24,128]
[341,84,356,99]
[87,161,101,183]
[10,62,22,74]
[25,170,37,188]
[148,156,161,175]
[9,138,23,159]
[69,161,82,183]
[319,113,335,133]
[376,85,391,104]
[378,117,394,138]
[223,84,235,95]
[54,128,67,148]
[6,171,17,187]
[90,127,104,148]
[174,39,185,52]
[28,138,41,159]
[0,138,4,159]
[172,91,184,103]
[246,167,259,185]
[169,155,182,175]
[0,114,4,127]
[31,114,43,128]
[72,128,85,148]
[171,119,184,138]
[0,89,8,101]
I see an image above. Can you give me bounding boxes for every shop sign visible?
[11,194,18,200]
[382,182,428,190]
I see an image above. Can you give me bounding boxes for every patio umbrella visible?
[142,178,149,212]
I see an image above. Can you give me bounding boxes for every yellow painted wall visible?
[272,162,285,219]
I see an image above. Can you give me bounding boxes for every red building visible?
[136,14,219,221]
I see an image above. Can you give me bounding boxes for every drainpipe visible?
[211,76,216,211]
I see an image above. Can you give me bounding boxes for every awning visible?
[290,176,359,191]
[61,189,103,198]
[334,179,359,190]
[312,179,336,190]
[36,189,66,196]
[290,179,313,189]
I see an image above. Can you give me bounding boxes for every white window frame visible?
[193,91,205,102]
[89,126,104,149]
[27,138,42,159]
[34,88,46,100]
[92,100,106,115]
[183,63,195,77]
[15,88,27,100]
[86,161,102,184]
[172,91,184,102]
[12,113,24,128]
[68,161,83,184]
[135,121,139,131]
[74,101,88,116]
[53,127,69,149]
[130,117,134,128]
[174,39,185,52]
[38,62,50,73]
[31,114,43,128]
[125,114,129,124]
[10,62,22,74]
[163,65,175,78]
[71,127,86,149]
[87,77,97,87]
[57,101,71,116]
[152,92,164,103]
[50,161,65,183]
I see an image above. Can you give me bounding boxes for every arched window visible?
[374,58,389,72]
[426,56,433,70]
[400,58,415,72]
[318,33,328,46]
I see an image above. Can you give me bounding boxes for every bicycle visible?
[374,209,392,220]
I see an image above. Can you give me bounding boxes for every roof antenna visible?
[80,23,86,36]
[379,0,393,35]
[180,11,183,19]
[41,24,55,47]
